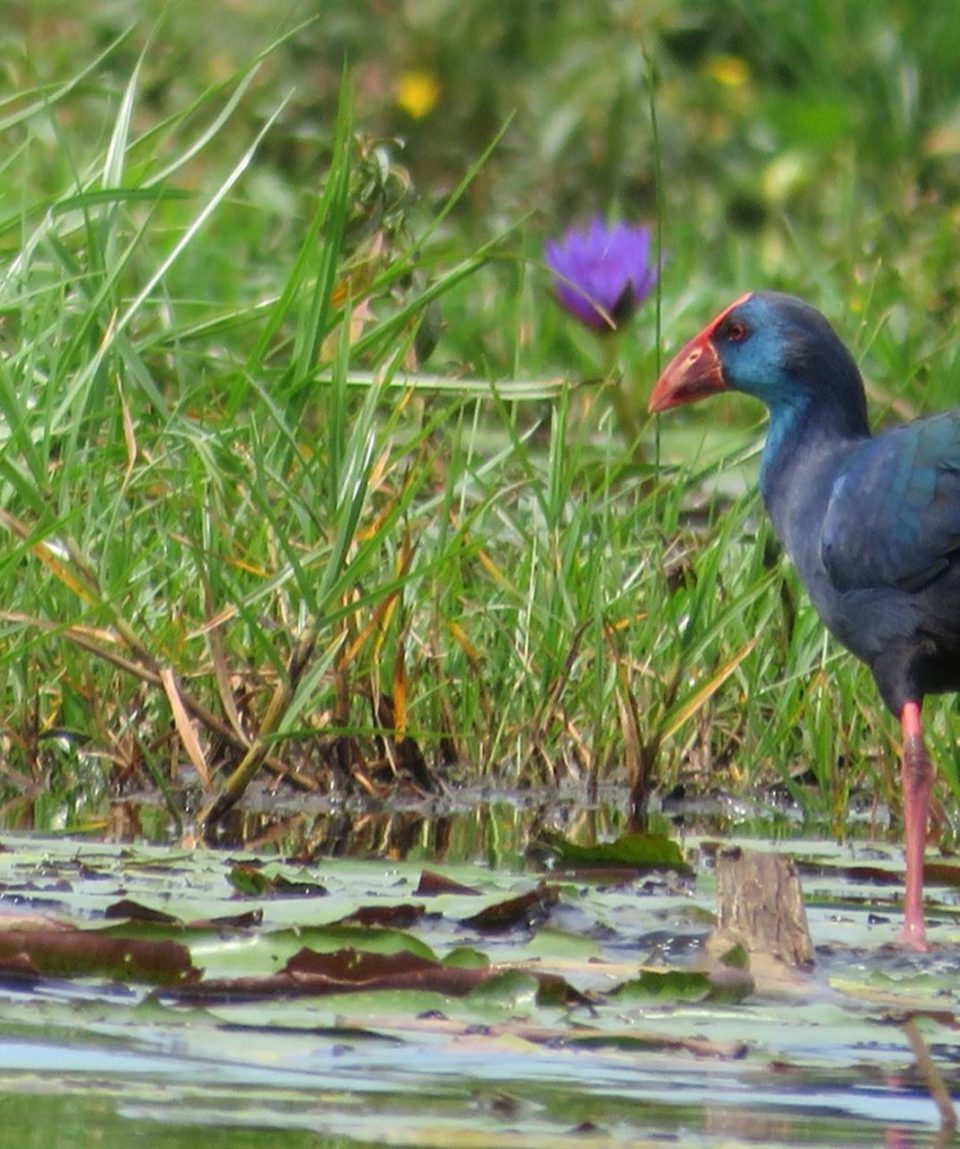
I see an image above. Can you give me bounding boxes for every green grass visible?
[2,3,960,842]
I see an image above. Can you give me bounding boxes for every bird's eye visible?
[726,321,747,342]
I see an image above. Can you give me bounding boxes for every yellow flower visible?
[706,54,750,88]
[395,70,441,119]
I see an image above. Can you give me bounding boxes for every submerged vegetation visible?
[1,2,960,844]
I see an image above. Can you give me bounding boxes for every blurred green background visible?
[9,1,960,383]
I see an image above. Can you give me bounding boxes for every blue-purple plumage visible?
[649,291,960,946]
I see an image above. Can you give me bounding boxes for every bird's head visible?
[648,292,868,432]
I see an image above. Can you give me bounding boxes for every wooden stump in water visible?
[712,847,814,971]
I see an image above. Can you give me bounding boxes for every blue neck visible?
[759,389,871,506]
[758,395,812,502]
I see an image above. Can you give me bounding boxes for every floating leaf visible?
[228,864,327,898]
[0,928,199,986]
[542,831,692,875]
[416,870,482,896]
[442,946,489,969]
[335,903,427,928]
[227,863,273,896]
[466,969,540,1008]
[613,967,751,1005]
[165,946,494,1004]
[104,899,180,925]
[461,883,561,932]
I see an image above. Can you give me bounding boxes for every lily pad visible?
[542,831,693,875]
[0,831,954,1146]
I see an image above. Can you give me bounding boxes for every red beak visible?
[648,332,726,412]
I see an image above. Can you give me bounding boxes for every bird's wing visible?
[821,411,960,592]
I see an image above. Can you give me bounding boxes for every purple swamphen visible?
[649,292,960,949]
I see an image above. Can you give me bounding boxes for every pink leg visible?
[899,701,934,950]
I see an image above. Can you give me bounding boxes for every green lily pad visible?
[543,831,693,875]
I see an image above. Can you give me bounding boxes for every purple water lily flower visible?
[545,218,657,333]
